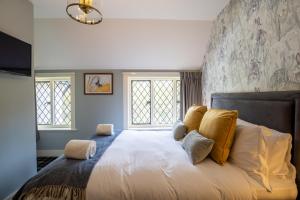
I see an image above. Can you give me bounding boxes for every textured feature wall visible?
[202,0,300,105]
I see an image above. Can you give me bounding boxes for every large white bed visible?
[87,130,297,200]
[15,91,300,200]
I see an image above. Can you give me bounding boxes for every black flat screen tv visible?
[0,31,32,76]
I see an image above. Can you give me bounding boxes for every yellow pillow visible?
[183,105,207,133]
[199,109,238,165]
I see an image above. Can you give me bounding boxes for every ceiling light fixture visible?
[66,0,103,25]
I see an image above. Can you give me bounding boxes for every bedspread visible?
[87,130,255,200]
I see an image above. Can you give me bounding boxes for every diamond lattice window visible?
[35,75,74,129]
[54,81,72,126]
[36,81,51,125]
[129,77,180,128]
[131,80,151,125]
[153,80,174,125]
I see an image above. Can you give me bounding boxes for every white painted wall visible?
[34,19,212,70]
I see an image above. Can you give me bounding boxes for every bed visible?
[14,91,300,200]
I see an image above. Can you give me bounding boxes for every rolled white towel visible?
[64,140,97,160]
[96,124,114,135]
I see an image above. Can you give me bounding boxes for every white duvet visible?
[87,130,256,200]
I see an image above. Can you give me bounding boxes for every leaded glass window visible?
[129,77,180,128]
[35,74,75,129]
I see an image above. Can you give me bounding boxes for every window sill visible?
[128,127,172,131]
[38,128,78,132]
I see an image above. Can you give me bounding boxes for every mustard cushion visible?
[199,109,238,165]
[183,106,207,133]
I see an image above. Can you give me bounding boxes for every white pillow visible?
[261,126,296,180]
[230,119,296,191]
[229,119,271,191]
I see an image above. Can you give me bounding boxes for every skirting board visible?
[37,150,64,157]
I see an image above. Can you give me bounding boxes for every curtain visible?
[180,72,202,119]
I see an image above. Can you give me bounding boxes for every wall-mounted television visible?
[0,31,32,77]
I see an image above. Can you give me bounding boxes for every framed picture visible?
[84,73,113,95]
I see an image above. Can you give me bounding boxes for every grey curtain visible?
[180,72,202,119]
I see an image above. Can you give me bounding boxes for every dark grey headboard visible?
[211,91,300,187]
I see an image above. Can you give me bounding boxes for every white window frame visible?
[123,72,180,130]
[35,73,76,131]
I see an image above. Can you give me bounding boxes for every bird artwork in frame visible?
[84,73,113,95]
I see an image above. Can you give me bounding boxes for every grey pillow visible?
[182,130,214,165]
[172,121,187,141]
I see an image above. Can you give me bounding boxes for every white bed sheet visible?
[248,176,297,200]
[87,130,256,200]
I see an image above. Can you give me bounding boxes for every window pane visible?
[131,80,151,125]
[153,80,174,125]
[36,81,52,125]
[54,80,71,126]
[176,80,181,120]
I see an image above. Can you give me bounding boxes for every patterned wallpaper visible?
[202,0,300,105]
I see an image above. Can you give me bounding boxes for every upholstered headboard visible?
[211,91,300,188]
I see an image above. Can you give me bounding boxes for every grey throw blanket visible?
[14,131,121,200]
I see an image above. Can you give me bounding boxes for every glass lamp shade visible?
[66,0,103,25]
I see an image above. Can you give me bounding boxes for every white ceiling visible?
[30,0,229,20]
